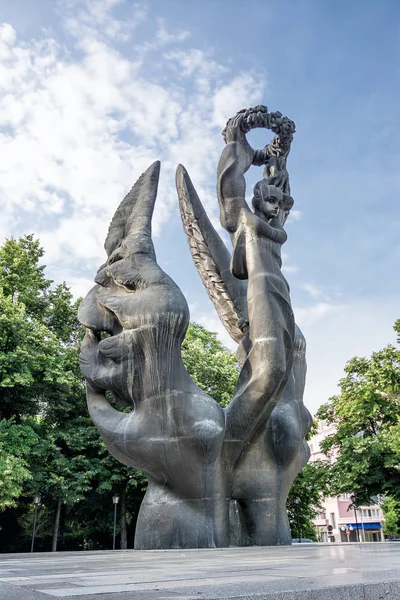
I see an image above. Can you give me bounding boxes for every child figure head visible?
[252,179,294,224]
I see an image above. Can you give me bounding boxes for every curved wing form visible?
[176,164,248,344]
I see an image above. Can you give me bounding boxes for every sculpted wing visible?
[176,164,248,344]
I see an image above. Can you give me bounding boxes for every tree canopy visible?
[316,320,400,506]
[0,234,329,550]
[0,236,245,550]
[181,323,239,407]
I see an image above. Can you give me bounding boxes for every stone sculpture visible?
[78,105,312,549]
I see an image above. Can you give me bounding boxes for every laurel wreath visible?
[222,105,296,158]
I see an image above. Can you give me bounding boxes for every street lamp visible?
[349,495,360,543]
[112,494,120,550]
[294,497,301,543]
[31,494,41,553]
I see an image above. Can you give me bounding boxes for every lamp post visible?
[358,506,365,542]
[350,495,360,543]
[31,494,41,553]
[112,494,120,550]
[294,497,301,542]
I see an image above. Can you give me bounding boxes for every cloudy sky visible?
[1,0,399,415]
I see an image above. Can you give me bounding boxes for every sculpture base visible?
[1,543,399,599]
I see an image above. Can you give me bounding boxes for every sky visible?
[0,0,399,415]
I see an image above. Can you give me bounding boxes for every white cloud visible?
[1,0,397,446]
[165,48,225,79]
[282,264,298,274]
[67,276,95,299]
[0,1,266,285]
[63,0,147,43]
[156,19,190,45]
[301,283,322,297]
[212,73,265,128]
[294,301,343,327]
[0,22,16,45]
[287,208,302,222]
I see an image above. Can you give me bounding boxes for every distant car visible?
[292,538,315,543]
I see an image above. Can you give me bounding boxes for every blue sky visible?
[0,0,399,414]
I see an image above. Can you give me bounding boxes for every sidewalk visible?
[0,543,399,599]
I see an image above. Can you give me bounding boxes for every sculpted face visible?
[262,195,281,219]
[252,181,284,222]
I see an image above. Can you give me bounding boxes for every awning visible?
[348,522,382,530]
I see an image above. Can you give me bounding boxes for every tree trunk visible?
[52,499,62,552]
[120,482,128,549]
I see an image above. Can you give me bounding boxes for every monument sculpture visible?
[78,105,312,549]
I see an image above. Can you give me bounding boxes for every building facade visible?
[309,420,385,542]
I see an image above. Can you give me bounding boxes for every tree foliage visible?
[287,461,330,541]
[316,320,400,505]
[0,235,51,316]
[0,420,39,509]
[382,497,400,536]
[0,236,239,550]
[181,323,239,407]
[0,236,81,421]
[0,235,328,550]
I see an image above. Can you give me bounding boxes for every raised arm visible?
[217,106,295,235]
[217,142,253,234]
[217,110,264,234]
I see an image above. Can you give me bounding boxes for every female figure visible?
[217,109,310,545]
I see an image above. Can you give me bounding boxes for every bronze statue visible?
[78,105,311,548]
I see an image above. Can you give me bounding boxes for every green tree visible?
[0,289,75,420]
[0,236,148,551]
[0,419,40,509]
[382,497,400,536]
[181,323,239,407]
[0,235,92,549]
[287,460,331,541]
[0,235,51,317]
[23,418,100,550]
[316,320,400,504]
[87,454,146,550]
[0,235,330,550]
[0,236,81,422]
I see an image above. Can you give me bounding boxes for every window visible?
[330,513,336,529]
[309,443,314,453]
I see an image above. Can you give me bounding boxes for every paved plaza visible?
[0,543,399,599]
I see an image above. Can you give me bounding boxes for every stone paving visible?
[0,543,399,599]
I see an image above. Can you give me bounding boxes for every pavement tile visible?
[0,544,398,599]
